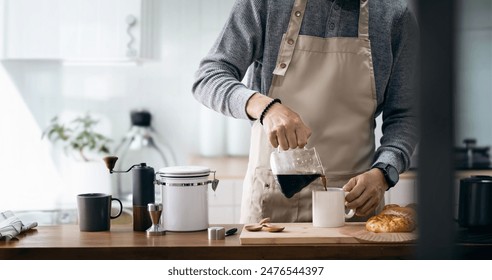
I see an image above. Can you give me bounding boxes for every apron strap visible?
[273,0,369,76]
[272,0,308,76]
[358,0,370,39]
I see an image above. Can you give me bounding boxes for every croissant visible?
[365,204,417,233]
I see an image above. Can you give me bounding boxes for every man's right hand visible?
[246,93,311,150]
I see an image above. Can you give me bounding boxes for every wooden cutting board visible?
[239,222,365,245]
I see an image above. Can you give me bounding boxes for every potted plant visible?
[42,114,112,162]
[42,113,114,204]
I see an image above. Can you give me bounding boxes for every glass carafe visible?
[270,147,325,198]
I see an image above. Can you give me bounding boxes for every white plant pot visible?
[58,160,112,208]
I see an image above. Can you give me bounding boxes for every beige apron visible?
[240,0,381,223]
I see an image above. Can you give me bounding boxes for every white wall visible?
[456,0,492,148]
[2,0,237,164]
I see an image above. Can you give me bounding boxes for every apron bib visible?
[240,0,381,223]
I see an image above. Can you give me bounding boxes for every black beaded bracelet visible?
[259,98,281,125]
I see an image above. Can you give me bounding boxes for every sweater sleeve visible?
[192,0,266,120]
[372,7,420,174]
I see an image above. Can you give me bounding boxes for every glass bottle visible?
[114,109,176,204]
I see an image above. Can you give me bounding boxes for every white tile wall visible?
[387,179,417,206]
[208,179,243,224]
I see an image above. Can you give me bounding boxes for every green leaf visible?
[42,113,114,161]
[100,146,110,154]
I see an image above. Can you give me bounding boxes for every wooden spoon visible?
[259,217,271,225]
[244,224,263,232]
[263,224,285,232]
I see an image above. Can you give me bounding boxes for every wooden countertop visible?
[400,170,492,180]
[2,224,491,259]
[1,224,417,260]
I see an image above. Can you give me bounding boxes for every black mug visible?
[77,193,123,232]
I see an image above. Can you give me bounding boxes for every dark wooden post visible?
[416,0,457,259]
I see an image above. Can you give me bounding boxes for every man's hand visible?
[343,168,388,217]
[246,93,311,150]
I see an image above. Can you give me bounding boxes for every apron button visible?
[295,11,302,17]
[279,63,287,68]
[287,39,294,45]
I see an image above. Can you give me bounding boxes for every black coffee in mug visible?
[77,193,123,232]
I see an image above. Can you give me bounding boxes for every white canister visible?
[156,166,219,231]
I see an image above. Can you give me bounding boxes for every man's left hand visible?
[343,168,388,217]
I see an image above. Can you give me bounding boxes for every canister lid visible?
[461,175,492,183]
[158,166,211,178]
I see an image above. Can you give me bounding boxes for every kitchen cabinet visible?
[0,0,60,59]
[59,0,154,61]
[0,0,154,61]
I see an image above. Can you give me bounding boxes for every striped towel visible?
[0,211,38,241]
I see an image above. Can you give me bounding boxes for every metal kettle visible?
[458,176,492,229]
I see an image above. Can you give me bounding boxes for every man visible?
[192,0,419,223]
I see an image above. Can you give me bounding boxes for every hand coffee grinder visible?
[103,156,155,231]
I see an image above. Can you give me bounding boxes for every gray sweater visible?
[192,0,419,173]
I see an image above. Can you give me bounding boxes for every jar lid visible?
[131,109,151,127]
[158,166,211,178]
[461,175,492,183]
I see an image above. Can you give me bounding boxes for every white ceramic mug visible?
[312,189,355,227]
